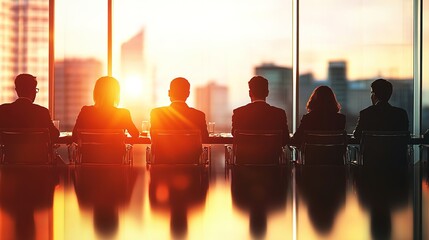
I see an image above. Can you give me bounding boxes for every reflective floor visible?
[0,145,428,240]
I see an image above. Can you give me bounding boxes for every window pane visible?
[0,0,49,107]
[423,0,429,135]
[54,0,107,131]
[299,0,413,133]
[113,0,293,132]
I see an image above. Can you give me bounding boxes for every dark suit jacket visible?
[232,101,290,146]
[292,111,346,145]
[150,102,209,141]
[0,98,60,141]
[353,101,409,140]
[72,105,139,141]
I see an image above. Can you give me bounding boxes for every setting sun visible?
[121,76,145,98]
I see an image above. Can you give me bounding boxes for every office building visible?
[120,29,151,126]
[0,0,49,106]
[121,29,144,80]
[54,58,102,131]
[195,82,229,132]
[328,61,348,111]
[255,63,293,122]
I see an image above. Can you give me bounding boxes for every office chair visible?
[225,130,290,166]
[72,129,133,165]
[298,131,348,166]
[146,130,209,166]
[0,128,57,165]
[359,131,410,168]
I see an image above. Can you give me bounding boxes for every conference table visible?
[57,132,429,145]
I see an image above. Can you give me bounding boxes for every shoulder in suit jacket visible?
[150,102,209,141]
[353,101,409,139]
[72,105,139,140]
[291,110,346,145]
[232,101,290,145]
[0,98,59,141]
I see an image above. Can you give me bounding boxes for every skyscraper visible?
[328,61,348,110]
[121,29,144,80]
[195,82,229,132]
[0,0,49,106]
[120,29,151,127]
[255,63,293,122]
[54,58,102,131]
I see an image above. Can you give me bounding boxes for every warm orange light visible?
[121,76,144,98]
[155,183,170,202]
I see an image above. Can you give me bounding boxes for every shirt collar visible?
[251,100,266,103]
[17,97,33,102]
[171,100,186,104]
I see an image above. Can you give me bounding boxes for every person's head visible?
[168,77,190,101]
[248,76,269,101]
[93,76,120,107]
[370,78,393,104]
[14,73,38,102]
[306,86,341,113]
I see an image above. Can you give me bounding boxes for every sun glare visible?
[121,76,144,98]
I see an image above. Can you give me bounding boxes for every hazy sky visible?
[55,0,419,107]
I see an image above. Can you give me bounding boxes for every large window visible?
[0,0,50,106]
[54,0,107,131]
[299,0,414,133]
[0,0,423,134]
[422,0,429,134]
[112,0,293,132]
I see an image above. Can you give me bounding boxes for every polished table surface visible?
[58,132,429,145]
[0,145,428,240]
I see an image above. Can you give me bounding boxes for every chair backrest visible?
[233,130,284,165]
[75,129,128,165]
[301,131,347,165]
[150,130,203,165]
[360,131,410,168]
[0,128,53,165]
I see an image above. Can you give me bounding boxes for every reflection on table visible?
[73,165,138,238]
[354,166,411,240]
[230,166,288,238]
[149,165,209,238]
[296,166,346,235]
[0,166,58,240]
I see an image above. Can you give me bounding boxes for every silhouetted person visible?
[72,76,139,140]
[292,86,345,145]
[149,166,208,238]
[232,76,290,146]
[296,166,346,235]
[353,78,409,140]
[150,77,209,141]
[0,167,58,240]
[231,166,288,238]
[0,73,59,141]
[73,166,138,238]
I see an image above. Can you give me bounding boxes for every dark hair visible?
[169,77,190,100]
[248,76,269,99]
[371,78,392,102]
[93,76,120,107]
[14,73,37,96]
[306,86,341,113]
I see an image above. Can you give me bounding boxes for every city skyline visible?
[54,0,421,108]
